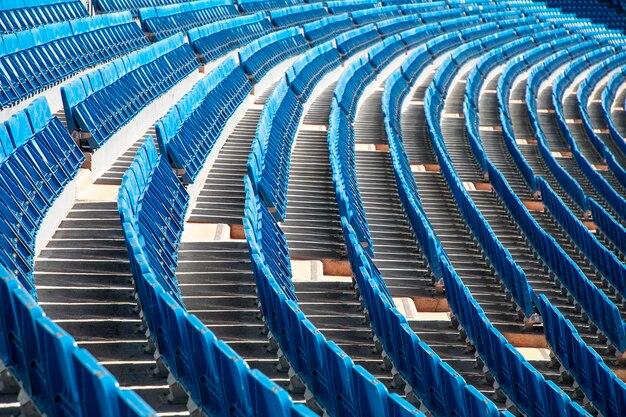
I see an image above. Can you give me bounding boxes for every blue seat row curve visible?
[439,29,626,353]
[156,56,253,184]
[328,5,528,256]
[61,34,198,150]
[0,98,157,417]
[269,3,329,27]
[239,27,309,83]
[237,0,300,14]
[185,0,485,66]
[580,51,626,169]
[159,17,329,185]
[0,11,148,109]
[243,179,421,417]
[326,0,376,14]
[118,137,317,417]
[455,25,626,413]
[188,12,274,63]
[138,0,239,41]
[381,27,592,417]
[577,51,626,256]
[0,97,84,297]
[601,65,626,162]
[249,78,304,220]
[540,294,626,417]
[0,0,87,34]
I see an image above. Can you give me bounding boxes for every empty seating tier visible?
[0,12,148,109]
[138,0,239,41]
[0,0,88,34]
[4,0,626,416]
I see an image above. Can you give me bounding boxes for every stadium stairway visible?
[0,386,18,415]
[279,65,405,397]
[34,199,188,416]
[280,81,347,264]
[186,99,266,226]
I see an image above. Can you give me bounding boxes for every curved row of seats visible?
[266,4,624,416]
[139,0,239,40]
[118,137,318,417]
[241,16,485,416]
[149,8,455,414]
[0,0,489,112]
[582,52,626,172]
[61,34,198,150]
[140,0,472,46]
[434,4,621,346]
[0,99,158,416]
[0,0,87,34]
[0,11,148,109]
[496,35,626,259]
[527,44,626,226]
[497,36,626,243]
[0,97,84,296]
[602,66,626,161]
[95,0,373,16]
